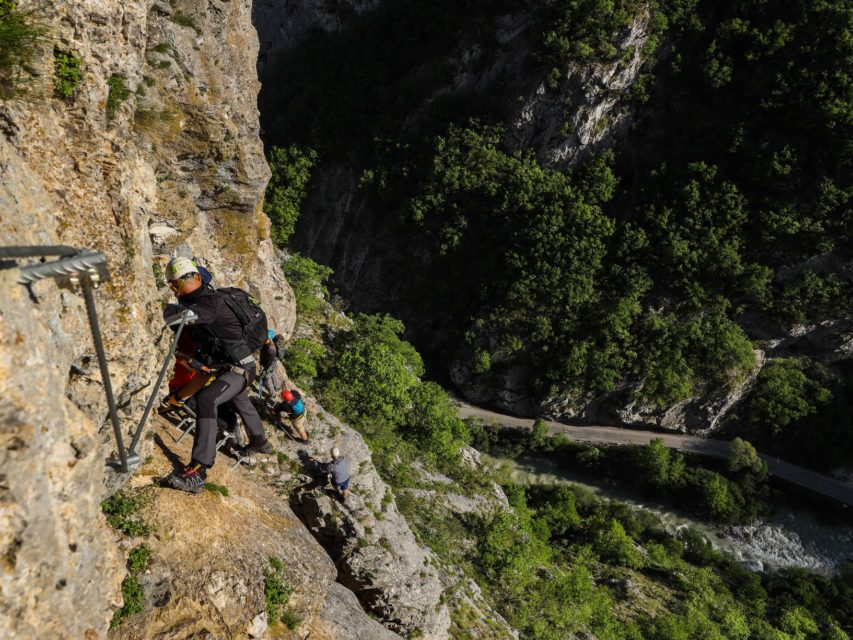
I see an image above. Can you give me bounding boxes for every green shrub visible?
[530,418,549,449]
[126,544,151,573]
[281,253,333,315]
[282,337,326,382]
[265,145,317,247]
[264,556,295,625]
[102,492,151,537]
[406,381,469,462]
[324,313,423,430]
[0,1,44,98]
[106,74,131,120]
[53,48,84,99]
[111,575,144,627]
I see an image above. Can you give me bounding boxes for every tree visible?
[640,438,671,487]
[325,314,424,430]
[265,145,317,246]
[407,381,469,460]
[530,418,549,449]
[729,437,766,476]
[594,519,643,568]
[694,469,732,521]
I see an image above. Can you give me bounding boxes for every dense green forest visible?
[261,0,852,468]
[257,2,853,635]
[277,255,853,640]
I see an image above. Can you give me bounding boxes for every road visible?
[458,403,853,508]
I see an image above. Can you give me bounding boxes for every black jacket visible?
[178,287,251,365]
[259,342,278,368]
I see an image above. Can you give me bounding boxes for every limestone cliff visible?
[0,0,290,635]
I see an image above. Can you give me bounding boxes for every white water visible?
[483,452,853,574]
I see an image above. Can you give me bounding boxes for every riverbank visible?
[483,451,853,575]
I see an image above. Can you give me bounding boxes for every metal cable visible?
[81,281,128,472]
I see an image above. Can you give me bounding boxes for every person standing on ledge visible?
[275,388,309,443]
[323,447,350,501]
[163,256,273,493]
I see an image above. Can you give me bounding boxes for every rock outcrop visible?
[508,9,652,168]
[286,399,450,638]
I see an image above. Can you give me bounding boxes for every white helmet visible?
[331,447,341,460]
[165,256,199,282]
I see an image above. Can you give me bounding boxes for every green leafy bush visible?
[53,48,84,99]
[281,253,333,315]
[106,73,131,120]
[407,381,469,462]
[0,0,44,98]
[282,337,326,382]
[111,575,144,627]
[102,491,151,537]
[530,418,549,449]
[265,145,317,246]
[324,313,423,429]
[126,544,151,573]
[264,556,297,627]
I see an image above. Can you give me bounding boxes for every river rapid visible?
[483,452,853,575]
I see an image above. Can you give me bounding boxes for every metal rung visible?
[175,418,195,443]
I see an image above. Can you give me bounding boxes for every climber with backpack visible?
[162,256,274,493]
[274,388,309,443]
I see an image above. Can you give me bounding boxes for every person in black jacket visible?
[162,257,273,493]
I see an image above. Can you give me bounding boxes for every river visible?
[482,452,853,575]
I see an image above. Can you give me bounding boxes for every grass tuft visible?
[106,73,130,120]
[204,482,229,497]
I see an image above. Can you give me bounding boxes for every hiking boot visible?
[166,464,206,494]
[242,440,274,456]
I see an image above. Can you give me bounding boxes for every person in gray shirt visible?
[321,447,350,500]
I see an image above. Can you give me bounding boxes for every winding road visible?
[458,403,853,508]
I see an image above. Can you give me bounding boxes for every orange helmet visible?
[281,390,295,402]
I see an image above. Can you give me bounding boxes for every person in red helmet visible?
[275,388,308,442]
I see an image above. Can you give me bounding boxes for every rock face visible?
[0,135,124,640]
[0,0,292,635]
[287,400,450,638]
[253,0,377,70]
[508,9,652,168]
[109,423,338,640]
[316,583,403,640]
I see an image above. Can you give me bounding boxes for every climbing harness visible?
[1,246,194,473]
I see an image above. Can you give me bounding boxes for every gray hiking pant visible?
[191,368,265,467]
[261,366,281,399]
